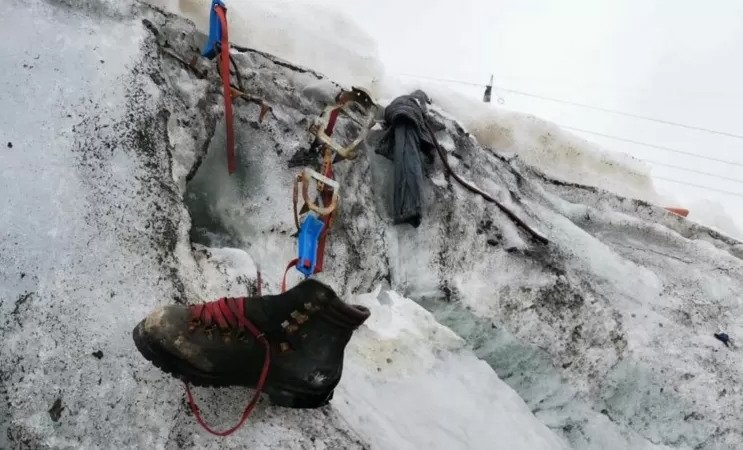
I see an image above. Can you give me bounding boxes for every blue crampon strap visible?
[296,214,325,277]
[202,0,227,58]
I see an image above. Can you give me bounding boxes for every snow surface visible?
[147,0,383,88]
[337,288,566,450]
[2,1,743,449]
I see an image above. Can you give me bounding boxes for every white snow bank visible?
[335,288,567,450]
[147,0,384,88]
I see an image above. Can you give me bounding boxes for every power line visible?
[565,125,743,182]
[500,87,743,139]
[399,72,741,97]
[653,176,743,199]
[552,126,743,196]
[493,74,743,99]
[396,73,743,139]
[565,125,743,183]
[642,159,743,185]
[398,73,484,88]
[562,125,743,169]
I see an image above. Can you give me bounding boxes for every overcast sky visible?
[315,0,743,231]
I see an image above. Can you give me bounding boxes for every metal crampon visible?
[309,87,377,161]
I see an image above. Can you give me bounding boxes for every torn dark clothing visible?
[377,91,435,227]
[387,123,425,227]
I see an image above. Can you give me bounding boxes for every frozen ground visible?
[2,1,743,449]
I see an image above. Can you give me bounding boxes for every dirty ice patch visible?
[334,288,567,450]
[188,244,259,299]
[687,199,743,241]
[146,0,383,88]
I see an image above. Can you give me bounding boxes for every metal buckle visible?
[296,168,340,217]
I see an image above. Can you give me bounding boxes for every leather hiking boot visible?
[132,279,370,408]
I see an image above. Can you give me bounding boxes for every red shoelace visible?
[184,297,271,436]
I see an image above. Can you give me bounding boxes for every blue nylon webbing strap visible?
[202,0,227,58]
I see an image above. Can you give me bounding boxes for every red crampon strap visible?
[324,108,340,135]
[281,258,300,293]
[256,268,262,296]
[315,160,335,273]
[184,298,271,436]
[314,112,340,273]
[214,5,236,174]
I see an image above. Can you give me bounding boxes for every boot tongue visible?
[322,299,370,330]
[265,279,371,330]
[301,279,370,329]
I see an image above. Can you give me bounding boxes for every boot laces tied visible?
[185,297,271,436]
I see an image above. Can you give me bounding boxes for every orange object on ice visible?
[665,207,689,217]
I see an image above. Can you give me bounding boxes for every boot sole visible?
[132,322,333,409]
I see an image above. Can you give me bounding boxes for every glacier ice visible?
[2,1,743,449]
